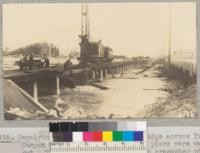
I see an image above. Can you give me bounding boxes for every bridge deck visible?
[4,66,91,82]
[4,67,62,79]
[3,61,133,81]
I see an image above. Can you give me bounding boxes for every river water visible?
[53,66,169,119]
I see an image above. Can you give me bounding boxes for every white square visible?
[136,121,146,131]
[118,121,127,131]
[73,132,83,142]
[49,132,53,142]
[126,121,137,131]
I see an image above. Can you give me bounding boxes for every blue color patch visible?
[123,131,134,141]
[134,131,143,141]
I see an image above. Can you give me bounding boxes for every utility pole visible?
[168,3,172,67]
[49,32,52,57]
[49,43,51,57]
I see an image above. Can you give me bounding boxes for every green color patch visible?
[113,131,123,141]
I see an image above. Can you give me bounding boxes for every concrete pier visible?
[105,68,107,78]
[33,81,38,103]
[56,76,60,95]
[100,69,103,81]
[92,71,95,80]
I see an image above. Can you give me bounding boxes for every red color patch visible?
[93,131,102,141]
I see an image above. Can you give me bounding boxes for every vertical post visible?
[100,69,103,82]
[105,68,107,78]
[56,76,60,95]
[96,71,98,79]
[168,3,172,67]
[92,71,95,80]
[33,81,38,102]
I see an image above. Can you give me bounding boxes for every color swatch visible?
[49,121,145,142]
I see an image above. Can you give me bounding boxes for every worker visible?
[23,54,28,71]
[64,58,72,70]
[29,54,34,70]
[19,55,24,70]
[44,56,49,67]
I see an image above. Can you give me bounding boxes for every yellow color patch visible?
[103,131,113,142]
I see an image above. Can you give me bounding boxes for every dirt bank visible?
[135,65,198,118]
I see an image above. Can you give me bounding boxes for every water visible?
[57,66,168,118]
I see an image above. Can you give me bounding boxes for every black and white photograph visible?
[3,2,197,120]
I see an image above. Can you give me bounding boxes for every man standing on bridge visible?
[23,54,28,71]
[29,54,34,70]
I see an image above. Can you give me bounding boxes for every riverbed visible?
[39,65,180,119]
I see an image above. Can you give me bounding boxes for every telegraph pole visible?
[168,3,172,67]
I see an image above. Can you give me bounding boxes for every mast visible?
[87,5,90,38]
[79,4,90,63]
[81,4,89,38]
[81,5,84,36]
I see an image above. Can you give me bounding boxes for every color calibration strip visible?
[49,121,146,142]
[51,130,143,142]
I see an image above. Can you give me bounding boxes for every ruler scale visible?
[50,142,146,152]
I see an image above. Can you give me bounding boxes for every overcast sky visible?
[3,2,196,58]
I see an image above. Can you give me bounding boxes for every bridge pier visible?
[121,65,123,72]
[117,66,120,73]
[100,69,103,82]
[92,70,96,80]
[33,81,38,102]
[105,68,107,78]
[95,71,98,79]
[56,76,60,95]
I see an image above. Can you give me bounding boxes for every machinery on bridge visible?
[78,4,113,65]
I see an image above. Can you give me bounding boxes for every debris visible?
[88,82,109,90]
[46,109,58,118]
[136,66,152,74]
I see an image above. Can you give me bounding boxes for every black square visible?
[78,122,88,131]
[60,122,69,132]
[69,122,78,131]
[49,122,59,132]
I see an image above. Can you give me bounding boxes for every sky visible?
[3,2,196,58]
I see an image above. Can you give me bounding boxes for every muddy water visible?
[58,66,169,118]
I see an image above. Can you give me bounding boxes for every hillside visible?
[4,42,59,57]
